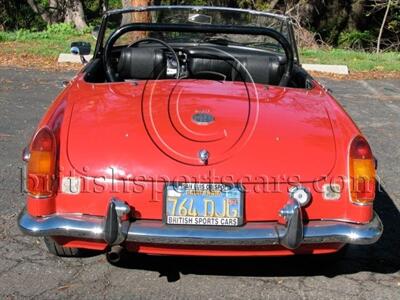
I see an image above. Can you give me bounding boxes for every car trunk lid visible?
[66,79,336,183]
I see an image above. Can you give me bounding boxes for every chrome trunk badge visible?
[198,149,209,164]
[192,112,215,125]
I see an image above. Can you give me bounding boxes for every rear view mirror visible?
[70,41,91,55]
[70,41,91,64]
[188,13,212,25]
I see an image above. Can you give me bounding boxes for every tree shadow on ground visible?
[110,186,399,282]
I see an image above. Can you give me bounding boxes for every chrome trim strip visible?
[18,209,383,247]
[127,220,284,246]
[22,147,30,162]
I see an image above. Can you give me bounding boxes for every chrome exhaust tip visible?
[106,245,124,263]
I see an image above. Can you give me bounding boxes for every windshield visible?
[98,6,296,57]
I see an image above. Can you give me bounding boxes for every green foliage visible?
[338,30,374,50]
[387,5,400,33]
[0,29,47,42]
[108,0,123,9]
[0,23,86,42]
[0,30,93,59]
[0,0,47,31]
[46,23,78,35]
[236,0,270,10]
[192,0,209,5]
[301,48,400,72]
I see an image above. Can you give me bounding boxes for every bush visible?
[15,29,50,40]
[46,23,78,35]
[0,0,47,31]
[0,22,84,42]
[338,30,374,50]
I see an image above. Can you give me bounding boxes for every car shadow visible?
[110,186,400,282]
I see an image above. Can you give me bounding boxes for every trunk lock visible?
[198,149,209,165]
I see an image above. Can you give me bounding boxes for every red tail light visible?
[349,136,376,204]
[27,127,56,198]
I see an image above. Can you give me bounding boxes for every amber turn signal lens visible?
[349,136,376,204]
[27,127,56,198]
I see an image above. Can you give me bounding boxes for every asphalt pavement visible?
[0,67,399,299]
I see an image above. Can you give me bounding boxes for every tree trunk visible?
[349,0,366,30]
[27,0,87,29]
[49,0,65,23]
[121,0,151,39]
[121,0,133,25]
[377,0,392,53]
[121,0,151,24]
[100,0,109,13]
[269,0,280,10]
[64,0,87,30]
[26,0,53,24]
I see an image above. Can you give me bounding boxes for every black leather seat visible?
[117,47,165,80]
[189,58,236,81]
[234,55,284,85]
[188,52,284,85]
[117,46,284,85]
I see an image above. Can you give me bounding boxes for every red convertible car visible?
[18,6,382,261]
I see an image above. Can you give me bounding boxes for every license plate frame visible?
[163,183,244,227]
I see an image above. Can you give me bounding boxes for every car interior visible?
[83,34,314,89]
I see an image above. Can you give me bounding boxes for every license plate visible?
[164,183,243,226]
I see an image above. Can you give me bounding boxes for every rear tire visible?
[44,237,81,257]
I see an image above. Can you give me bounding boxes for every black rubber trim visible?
[104,201,118,245]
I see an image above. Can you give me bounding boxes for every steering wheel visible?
[104,33,180,82]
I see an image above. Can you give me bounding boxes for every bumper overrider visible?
[18,198,383,250]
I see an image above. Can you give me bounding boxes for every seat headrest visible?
[234,56,283,85]
[117,47,165,80]
[189,58,236,81]
[188,53,284,85]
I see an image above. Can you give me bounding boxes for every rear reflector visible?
[349,136,376,204]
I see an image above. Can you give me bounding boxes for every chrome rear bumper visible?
[18,199,383,249]
[125,216,383,246]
